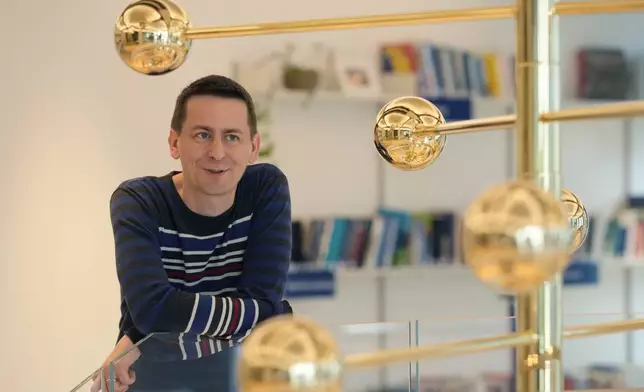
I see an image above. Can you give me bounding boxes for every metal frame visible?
[180,1,644,39]
[123,1,644,392]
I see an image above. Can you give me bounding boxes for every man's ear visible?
[168,129,181,160]
[249,132,262,164]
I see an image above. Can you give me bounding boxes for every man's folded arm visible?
[111,188,282,339]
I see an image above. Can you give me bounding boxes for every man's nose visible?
[208,139,225,160]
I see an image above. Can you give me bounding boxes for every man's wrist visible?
[125,327,146,345]
[281,300,293,314]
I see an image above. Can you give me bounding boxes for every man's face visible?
[168,95,260,197]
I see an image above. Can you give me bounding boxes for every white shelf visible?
[251,87,514,107]
[290,258,643,281]
[335,263,470,279]
[601,257,644,268]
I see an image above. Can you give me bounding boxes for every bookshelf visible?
[276,95,641,389]
[236,45,644,389]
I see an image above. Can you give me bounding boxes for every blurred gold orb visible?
[114,0,192,75]
[238,315,342,392]
[561,188,589,253]
[462,180,574,294]
[374,96,446,171]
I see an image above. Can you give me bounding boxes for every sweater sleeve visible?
[110,186,283,339]
[235,167,293,318]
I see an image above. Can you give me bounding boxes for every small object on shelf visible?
[282,66,320,91]
[576,47,631,101]
[256,106,276,160]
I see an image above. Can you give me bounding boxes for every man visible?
[93,75,293,392]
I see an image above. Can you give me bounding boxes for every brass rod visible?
[552,0,644,16]
[343,331,537,370]
[412,100,644,136]
[541,100,644,122]
[564,318,644,339]
[184,6,515,39]
[433,114,516,135]
[340,317,644,372]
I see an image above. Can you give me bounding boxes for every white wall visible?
[3,0,644,391]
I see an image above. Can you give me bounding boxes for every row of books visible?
[576,47,631,101]
[367,364,644,392]
[290,208,598,269]
[380,42,515,99]
[379,43,634,102]
[291,208,457,268]
[603,196,644,258]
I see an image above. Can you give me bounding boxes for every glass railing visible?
[409,312,644,392]
[411,315,513,392]
[67,314,644,392]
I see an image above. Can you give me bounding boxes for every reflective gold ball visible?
[238,315,342,392]
[374,96,446,171]
[561,188,589,253]
[462,180,574,294]
[114,0,192,75]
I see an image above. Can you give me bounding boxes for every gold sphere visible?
[462,180,574,294]
[561,188,589,253]
[114,0,192,75]
[374,96,446,171]
[238,315,342,392]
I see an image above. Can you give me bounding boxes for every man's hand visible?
[90,335,141,392]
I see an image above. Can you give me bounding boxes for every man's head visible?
[168,75,260,200]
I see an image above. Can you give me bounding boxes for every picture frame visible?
[333,52,382,98]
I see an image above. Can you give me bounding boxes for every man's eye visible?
[226,135,240,141]
[196,132,211,140]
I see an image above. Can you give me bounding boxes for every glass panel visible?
[66,320,416,392]
[562,312,644,390]
[411,311,644,392]
[107,332,242,392]
[66,313,644,392]
[334,321,416,392]
[67,368,102,392]
[65,332,242,392]
[415,315,513,392]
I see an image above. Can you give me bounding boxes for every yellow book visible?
[382,45,416,73]
[483,53,501,97]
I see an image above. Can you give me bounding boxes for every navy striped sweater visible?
[109,163,292,359]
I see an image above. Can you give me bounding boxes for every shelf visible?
[288,258,641,286]
[250,87,514,107]
[290,260,642,281]
[601,257,644,268]
[252,89,630,117]
[335,263,470,279]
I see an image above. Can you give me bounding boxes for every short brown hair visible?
[171,75,257,135]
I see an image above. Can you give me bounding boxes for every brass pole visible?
[552,0,644,15]
[183,6,515,39]
[515,1,563,392]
